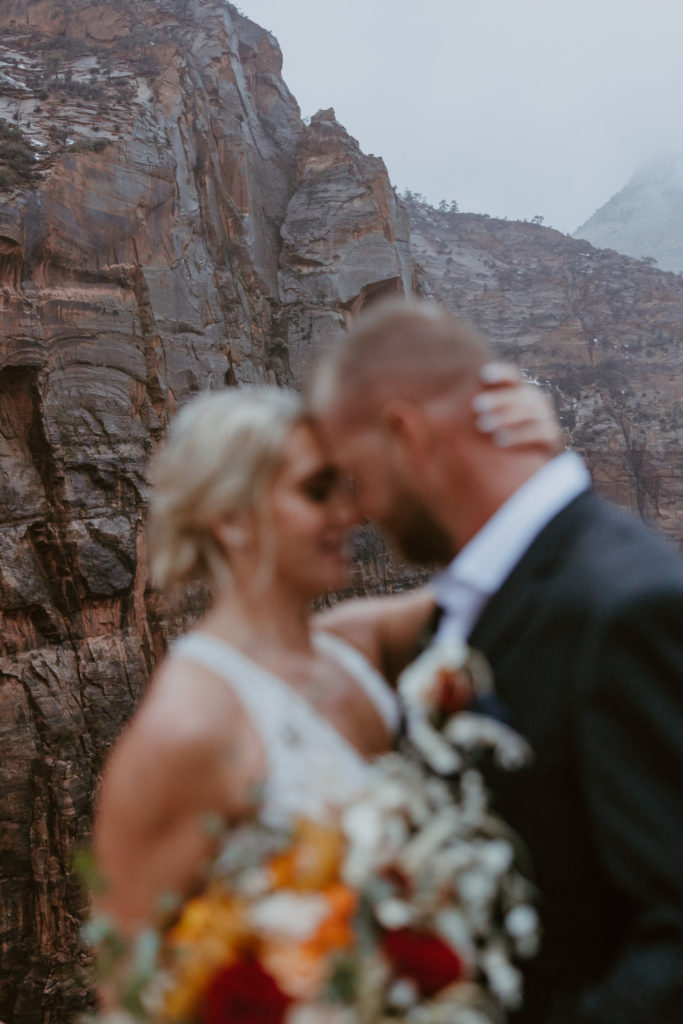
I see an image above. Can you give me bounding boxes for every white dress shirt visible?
[432,451,591,644]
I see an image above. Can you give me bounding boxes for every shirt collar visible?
[433,451,591,603]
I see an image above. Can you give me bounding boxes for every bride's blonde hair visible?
[147,387,305,590]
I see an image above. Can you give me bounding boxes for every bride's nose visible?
[331,477,360,526]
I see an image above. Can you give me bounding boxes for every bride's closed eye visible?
[302,466,339,503]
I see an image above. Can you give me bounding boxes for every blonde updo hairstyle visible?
[147,387,306,591]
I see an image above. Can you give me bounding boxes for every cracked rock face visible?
[0,2,412,1020]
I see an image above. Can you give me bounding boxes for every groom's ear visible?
[379,397,434,465]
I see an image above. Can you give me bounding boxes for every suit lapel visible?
[468,489,595,658]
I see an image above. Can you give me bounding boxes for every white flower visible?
[480,942,523,1009]
[434,909,476,968]
[407,718,462,775]
[398,638,531,780]
[249,892,329,941]
[458,770,489,825]
[341,795,408,887]
[444,712,532,769]
[387,977,419,1009]
[375,898,417,929]
[239,866,271,898]
[457,867,497,917]
[505,905,540,958]
[398,639,469,712]
[427,844,476,881]
[342,800,384,851]
[398,808,463,875]
[478,839,514,877]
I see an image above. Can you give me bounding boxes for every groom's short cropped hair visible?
[311,297,493,423]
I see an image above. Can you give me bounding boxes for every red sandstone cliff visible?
[0,3,410,1020]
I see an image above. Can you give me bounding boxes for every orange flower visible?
[162,892,250,1019]
[162,820,355,1016]
[261,882,358,1002]
[268,819,345,891]
[260,941,331,1002]
[305,883,357,952]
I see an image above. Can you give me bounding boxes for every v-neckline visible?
[188,631,372,764]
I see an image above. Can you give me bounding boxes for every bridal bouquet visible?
[83,640,538,1024]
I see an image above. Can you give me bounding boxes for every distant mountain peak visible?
[573,152,683,272]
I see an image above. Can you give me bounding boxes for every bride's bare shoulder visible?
[136,653,244,743]
[94,651,263,931]
[314,586,436,684]
[99,653,256,818]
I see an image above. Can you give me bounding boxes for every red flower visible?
[381,927,465,997]
[435,668,474,717]
[201,958,292,1024]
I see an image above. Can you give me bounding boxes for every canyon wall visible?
[0,2,410,1019]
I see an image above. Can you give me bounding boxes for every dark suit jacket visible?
[467,489,683,1024]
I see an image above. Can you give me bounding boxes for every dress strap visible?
[171,632,279,748]
[313,630,400,733]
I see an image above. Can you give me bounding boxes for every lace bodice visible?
[171,630,399,827]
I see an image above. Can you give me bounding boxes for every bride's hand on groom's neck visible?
[474,362,566,454]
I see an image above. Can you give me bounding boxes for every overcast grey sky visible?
[240,0,682,233]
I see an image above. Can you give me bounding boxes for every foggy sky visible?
[240,0,683,234]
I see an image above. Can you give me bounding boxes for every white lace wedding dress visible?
[171,629,399,826]
[168,630,400,1024]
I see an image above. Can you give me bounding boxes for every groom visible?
[310,298,683,1024]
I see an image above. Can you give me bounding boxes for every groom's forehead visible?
[312,387,369,439]
[335,428,387,484]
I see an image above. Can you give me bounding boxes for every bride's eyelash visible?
[304,480,333,502]
[303,468,338,502]
[305,483,330,502]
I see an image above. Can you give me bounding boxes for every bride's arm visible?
[315,586,436,686]
[93,661,255,938]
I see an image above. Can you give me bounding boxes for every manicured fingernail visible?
[480,362,511,383]
[476,413,499,433]
[493,428,513,447]
[472,392,496,412]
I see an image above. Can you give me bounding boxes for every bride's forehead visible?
[285,421,325,454]
[281,422,330,470]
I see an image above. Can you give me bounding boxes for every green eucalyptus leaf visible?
[73,847,107,895]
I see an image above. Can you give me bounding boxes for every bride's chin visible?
[318,561,351,595]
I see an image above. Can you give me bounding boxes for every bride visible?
[94,375,560,936]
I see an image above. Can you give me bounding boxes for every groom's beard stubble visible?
[382,483,455,567]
